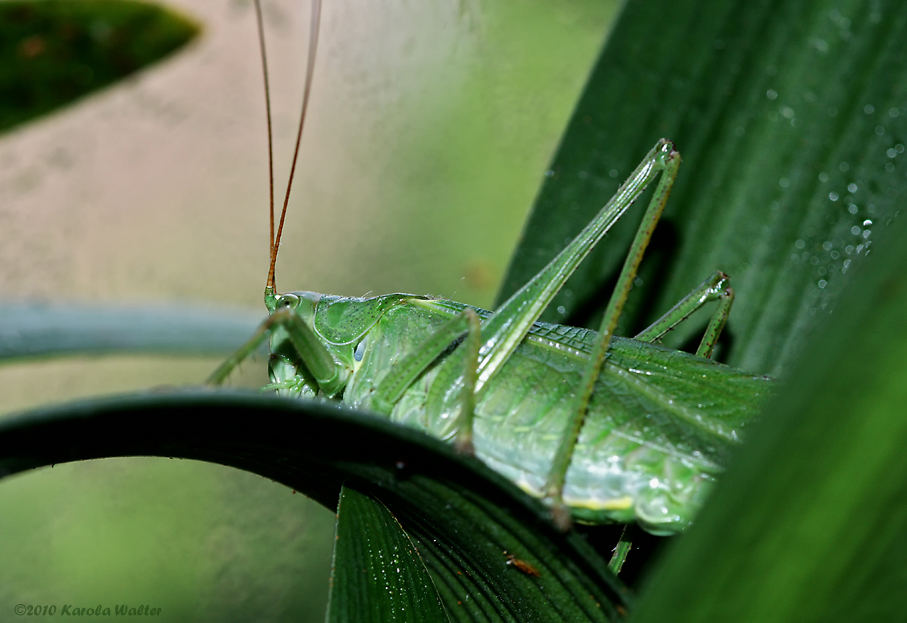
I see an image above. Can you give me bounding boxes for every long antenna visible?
[257,0,323,293]
[252,0,275,280]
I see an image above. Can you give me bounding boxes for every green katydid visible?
[210,0,772,535]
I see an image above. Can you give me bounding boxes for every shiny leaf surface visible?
[327,485,447,622]
[498,0,907,377]
[630,166,907,622]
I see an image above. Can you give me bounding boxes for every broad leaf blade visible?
[327,485,447,623]
[498,0,907,376]
[0,392,629,622]
[631,197,907,620]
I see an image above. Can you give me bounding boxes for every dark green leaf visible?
[630,164,907,621]
[0,391,629,622]
[498,0,907,377]
[0,0,199,134]
[327,485,447,622]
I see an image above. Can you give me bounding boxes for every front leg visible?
[208,306,347,396]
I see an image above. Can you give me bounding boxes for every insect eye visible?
[278,293,299,308]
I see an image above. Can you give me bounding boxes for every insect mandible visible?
[209,0,772,535]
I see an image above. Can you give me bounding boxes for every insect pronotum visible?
[210,0,772,535]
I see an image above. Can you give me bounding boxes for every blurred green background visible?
[0,0,618,620]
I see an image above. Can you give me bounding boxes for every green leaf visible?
[629,159,907,622]
[327,485,447,622]
[0,391,629,622]
[0,303,260,361]
[0,0,199,134]
[498,0,907,377]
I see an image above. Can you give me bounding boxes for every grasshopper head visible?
[264,292,410,399]
[265,291,333,399]
[265,288,320,317]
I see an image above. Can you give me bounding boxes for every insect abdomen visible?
[343,298,770,534]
